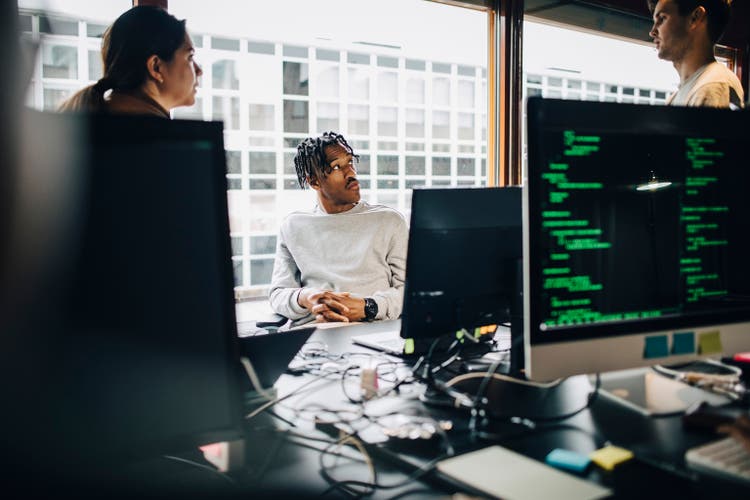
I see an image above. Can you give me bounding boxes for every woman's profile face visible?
[160,33,202,109]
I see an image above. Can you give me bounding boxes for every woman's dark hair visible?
[60,6,186,112]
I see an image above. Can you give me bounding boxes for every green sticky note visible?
[644,335,669,359]
[404,338,415,355]
[698,331,722,354]
[672,331,696,355]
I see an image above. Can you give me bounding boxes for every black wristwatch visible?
[363,297,378,321]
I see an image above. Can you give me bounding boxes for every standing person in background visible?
[59,5,202,117]
[647,0,743,108]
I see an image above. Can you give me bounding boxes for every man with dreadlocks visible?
[268,131,408,327]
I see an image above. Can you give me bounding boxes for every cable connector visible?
[360,366,379,400]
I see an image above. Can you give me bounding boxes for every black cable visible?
[161,454,237,486]
[482,373,602,424]
[318,434,377,498]
[319,453,448,493]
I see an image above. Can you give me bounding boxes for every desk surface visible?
[231,321,749,498]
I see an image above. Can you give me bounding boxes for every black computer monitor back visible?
[48,113,243,471]
[401,187,522,340]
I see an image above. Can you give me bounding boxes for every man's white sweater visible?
[269,201,408,326]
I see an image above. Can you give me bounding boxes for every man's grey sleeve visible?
[371,215,408,320]
[268,230,309,320]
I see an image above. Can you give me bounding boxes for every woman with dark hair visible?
[60,6,202,117]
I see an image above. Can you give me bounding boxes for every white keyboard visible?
[685,437,750,485]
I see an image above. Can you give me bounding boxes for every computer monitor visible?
[524,97,750,381]
[401,186,522,341]
[40,111,243,472]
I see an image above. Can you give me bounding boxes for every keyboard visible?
[685,437,750,485]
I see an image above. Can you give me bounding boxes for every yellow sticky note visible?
[589,445,634,471]
[698,330,722,354]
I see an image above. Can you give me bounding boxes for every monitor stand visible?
[594,367,732,416]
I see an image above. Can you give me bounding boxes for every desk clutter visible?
[227,326,750,498]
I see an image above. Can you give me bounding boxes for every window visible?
[21,0,488,300]
[522,17,681,180]
[249,104,275,131]
[213,60,239,90]
[42,44,77,79]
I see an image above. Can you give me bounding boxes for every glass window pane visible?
[432,157,450,176]
[458,112,474,140]
[42,45,77,79]
[358,155,371,175]
[43,87,73,111]
[316,66,339,98]
[226,150,242,174]
[433,62,451,74]
[212,37,240,51]
[406,59,426,71]
[248,41,274,54]
[378,72,398,103]
[433,77,450,106]
[232,260,244,287]
[87,23,107,38]
[212,96,240,130]
[284,61,309,96]
[405,156,425,175]
[317,102,339,133]
[250,236,277,255]
[250,259,275,286]
[88,50,102,81]
[406,77,425,104]
[377,106,397,137]
[212,60,239,90]
[317,49,339,61]
[405,108,424,138]
[432,110,450,139]
[283,100,309,133]
[458,80,474,108]
[378,155,399,175]
[348,104,369,135]
[348,67,369,100]
[249,104,275,131]
[39,16,78,36]
[231,237,244,257]
[457,158,474,176]
[249,152,276,174]
[249,179,276,190]
[347,52,370,65]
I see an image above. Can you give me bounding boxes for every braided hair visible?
[294,131,359,189]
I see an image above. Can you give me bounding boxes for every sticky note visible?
[698,330,722,354]
[589,445,634,471]
[545,448,591,473]
[672,331,696,355]
[404,338,415,355]
[643,335,669,359]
